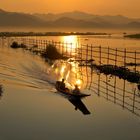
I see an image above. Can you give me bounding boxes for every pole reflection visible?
[78,64,140,117]
[60,35,79,56]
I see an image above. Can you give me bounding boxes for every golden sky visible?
[1,0,140,18]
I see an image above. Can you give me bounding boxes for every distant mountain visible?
[34,11,140,25]
[0,9,46,27]
[50,17,115,28]
[94,15,132,24]
[50,17,94,27]
[126,21,140,28]
[0,9,140,29]
[34,11,96,21]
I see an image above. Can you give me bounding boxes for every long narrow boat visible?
[55,81,90,98]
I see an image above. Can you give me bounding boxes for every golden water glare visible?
[51,60,84,90]
[61,35,79,55]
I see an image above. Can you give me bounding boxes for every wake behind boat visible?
[55,81,91,98]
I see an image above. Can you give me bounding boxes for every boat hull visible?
[55,81,90,98]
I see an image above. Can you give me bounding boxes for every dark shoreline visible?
[124,33,140,39]
[0,32,109,37]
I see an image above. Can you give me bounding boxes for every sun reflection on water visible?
[61,35,80,55]
[51,60,85,90]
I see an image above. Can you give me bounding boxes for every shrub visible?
[41,44,63,60]
[20,43,27,48]
[10,42,27,49]
[10,41,19,49]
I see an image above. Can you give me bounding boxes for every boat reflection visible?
[52,59,91,115]
[68,98,90,115]
[56,91,90,115]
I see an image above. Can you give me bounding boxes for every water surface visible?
[0,38,140,140]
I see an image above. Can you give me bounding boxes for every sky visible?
[1,0,140,18]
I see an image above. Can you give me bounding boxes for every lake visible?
[0,35,140,140]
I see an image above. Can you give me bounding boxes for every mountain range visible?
[0,9,140,29]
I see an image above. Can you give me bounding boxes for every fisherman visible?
[138,84,140,96]
[73,85,80,94]
[0,85,3,99]
[138,84,140,90]
[59,78,66,90]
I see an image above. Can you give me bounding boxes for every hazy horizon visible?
[1,0,140,18]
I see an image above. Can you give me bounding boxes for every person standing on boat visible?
[59,78,66,90]
[73,85,80,94]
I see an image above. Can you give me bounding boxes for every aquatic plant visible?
[41,44,64,60]
[91,64,140,84]
[10,42,27,49]
[20,43,27,48]
[10,41,19,49]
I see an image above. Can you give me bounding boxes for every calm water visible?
[0,36,140,140]
[36,33,140,51]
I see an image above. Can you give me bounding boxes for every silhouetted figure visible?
[73,85,80,94]
[59,79,66,90]
[138,84,140,96]
[0,85,3,100]
[138,84,140,91]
